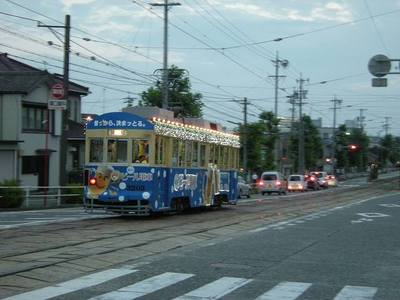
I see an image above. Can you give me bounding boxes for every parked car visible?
[326,174,338,187]
[287,174,307,192]
[310,171,328,189]
[304,174,320,191]
[258,171,287,195]
[237,176,251,198]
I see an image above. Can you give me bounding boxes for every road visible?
[0,176,398,299]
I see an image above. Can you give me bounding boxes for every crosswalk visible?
[2,268,379,300]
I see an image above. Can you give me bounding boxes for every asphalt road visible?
[2,190,399,299]
[2,172,397,230]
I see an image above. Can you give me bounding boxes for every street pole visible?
[383,117,391,136]
[150,1,181,109]
[243,97,249,181]
[269,52,287,172]
[38,15,70,186]
[358,108,367,131]
[331,96,342,175]
[297,74,307,174]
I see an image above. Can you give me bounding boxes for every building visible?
[0,53,89,186]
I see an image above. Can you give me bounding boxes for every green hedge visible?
[65,184,83,204]
[0,179,24,208]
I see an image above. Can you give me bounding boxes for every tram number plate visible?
[127,185,145,191]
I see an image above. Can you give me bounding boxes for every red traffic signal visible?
[348,144,358,151]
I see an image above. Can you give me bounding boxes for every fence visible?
[0,186,83,209]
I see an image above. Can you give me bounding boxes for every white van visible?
[258,171,287,195]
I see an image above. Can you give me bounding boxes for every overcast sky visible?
[1,0,399,136]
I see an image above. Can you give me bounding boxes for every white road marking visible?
[3,269,137,300]
[174,277,252,300]
[334,285,377,300]
[255,281,312,300]
[378,203,400,208]
[90,272,193,300]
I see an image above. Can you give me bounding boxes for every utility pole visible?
[242,97,249,181]
[383,117,391,136]
[287,91,296,173]
[297,74,308,174]
[39,15,70,186]
[269,52,287,172]
[358,109,367,131]
[331,96,342,175]
[150,0,181,109]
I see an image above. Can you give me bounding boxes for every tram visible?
[83,110,241,215]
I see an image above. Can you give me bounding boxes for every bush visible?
[0,179,24,208]
[65,184,83,204]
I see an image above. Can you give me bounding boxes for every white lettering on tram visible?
[174,174,198,191]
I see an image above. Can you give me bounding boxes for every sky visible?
[1,0,399,136]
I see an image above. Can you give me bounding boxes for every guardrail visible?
[0,186,83,209]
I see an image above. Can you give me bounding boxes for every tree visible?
[290,115,323,172]
[140,66,203,118]
[238,111,280,176]
[335,125,350,170]
[347,128,369,171]
[379,134,400,167]
[259,111,280,170]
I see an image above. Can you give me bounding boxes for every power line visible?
[220,7,400,50]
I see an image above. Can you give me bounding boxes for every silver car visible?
[237,176,251,198]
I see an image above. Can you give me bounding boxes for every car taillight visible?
[310,176,316,181]
[275,180,281,186]
[89,178,96,185]
[330,175,335,179]
[258,180,264,186]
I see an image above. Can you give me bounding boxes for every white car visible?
[288,174,307,192]
[237,176,251,198]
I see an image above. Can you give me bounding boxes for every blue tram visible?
[83,111,241,215]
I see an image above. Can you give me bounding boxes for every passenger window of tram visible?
[155,136,164,165]
[89,138,103,162]
[132,139,149,163]
[107,139,127,163]
[200,144,206,167]
[178,140,185,166]
[192,142,199,167]
[185,141,192,167]
[172,139,178,167]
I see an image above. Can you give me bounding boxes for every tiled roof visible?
[0,53,89,95]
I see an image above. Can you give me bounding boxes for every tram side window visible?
[107,139,127,163]
[185,141,192,167]
[178,140,185,167]
[192,142,199,167]
[200,144,206,167]
[133,139,149,163]
[172,139,178,167]
[155,136,165,165]
[89,138,103,162]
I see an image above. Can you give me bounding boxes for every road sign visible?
[372,77,387,87]
[48,99,67,110]
[51,83,65,99]
[49,83,67,110]
[368,54,391,77]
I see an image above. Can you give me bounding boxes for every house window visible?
[22,155,40,174]
[22,104,49,132]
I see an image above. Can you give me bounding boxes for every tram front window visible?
[89,138,103,163]
[133,139,149,163]
[107,139,127,163]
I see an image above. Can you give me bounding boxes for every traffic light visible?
[348,144,358,151]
